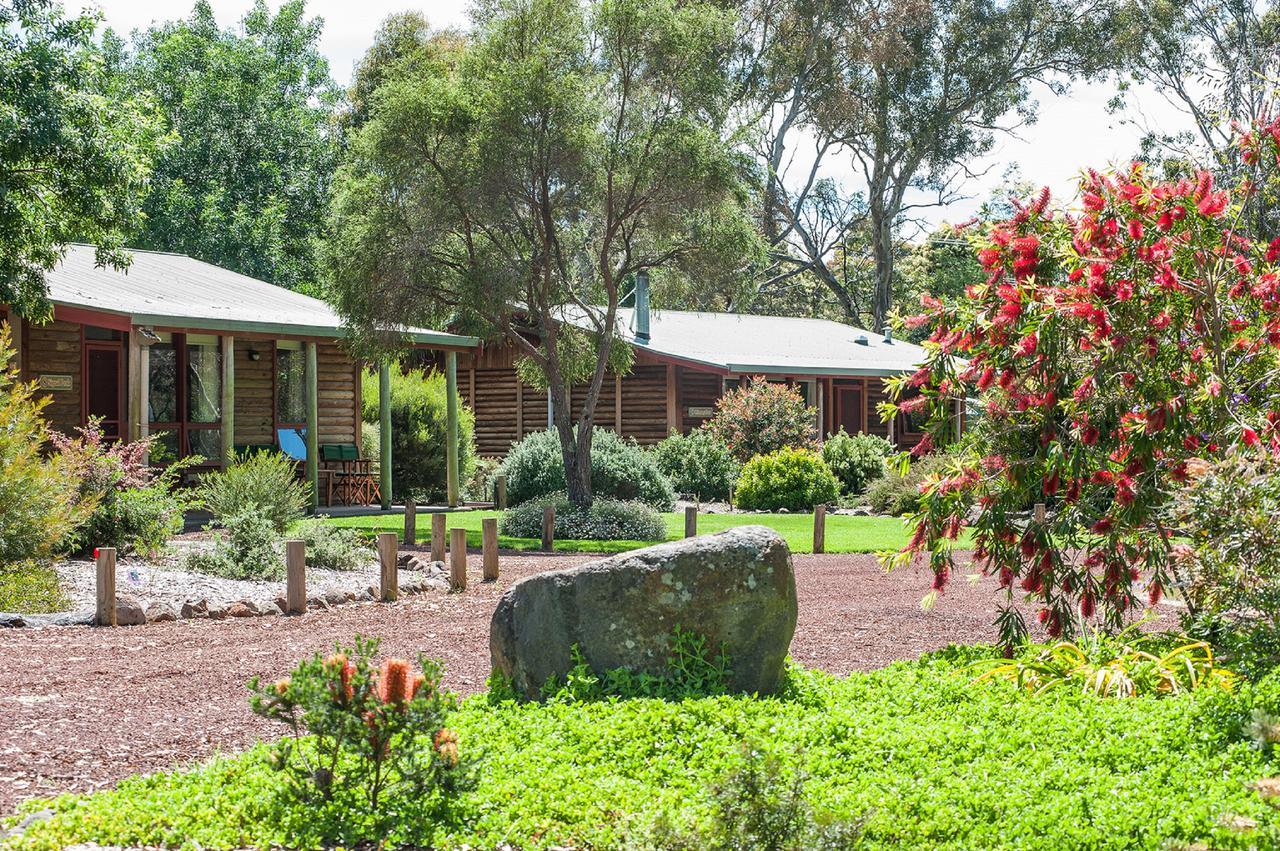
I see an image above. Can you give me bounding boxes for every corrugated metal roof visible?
[568,306,930,377]
[46,245,477,347]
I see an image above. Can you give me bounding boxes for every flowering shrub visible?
[249,636,471,843]
[53,420,193,556]
[821,429,891,496]
[708,377,816,463]
[735,448,839,512]
[652,428,738,501]
[500,427,675,509]
[500,491,667,541]
[886,121,1280,644]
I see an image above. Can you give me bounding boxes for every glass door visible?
[84,342,124,439]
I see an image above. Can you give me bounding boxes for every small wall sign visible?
[38,374,73,391]
[686,405,715,418]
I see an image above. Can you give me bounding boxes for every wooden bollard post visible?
[495,474,507,510]
[1034,502,1047,524]
[482,517,499,581]
[684,505,697,538]
[450,527,468,591]
[431,512,446,563]
[404,499,417,545]
[813,504,827,555]
[285,539,306,615]
[541,505,555,551]
[377,532,398,602]
[95,547,116,627]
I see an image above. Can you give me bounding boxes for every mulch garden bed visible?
[0,549,1044,815]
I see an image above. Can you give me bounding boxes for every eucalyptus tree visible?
[0,0,159,318]
[327,0,757,507]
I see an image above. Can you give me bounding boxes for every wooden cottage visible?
[459,277,942,457]
[3,245,477,506]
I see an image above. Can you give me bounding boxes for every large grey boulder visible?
[490,525,797,700]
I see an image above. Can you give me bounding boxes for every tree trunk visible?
[550,379,593,507]
[870,201,894,332]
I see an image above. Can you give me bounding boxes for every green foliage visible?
[245,637,472,845]
[863,451,953,516]
[709,377,817,463]
[652,428,738,501]
[514,327,634,391]
[501,492,666,542]
[464,456,502,503]
[291,518,372,570]
[0,561,68,614]
[821,429,891,497]
[735,448,839,512]
[13,652,1280,850]
[0,0,159,318]
[196,451,309,535]
[0,327,89,564]
[501,428,675,509]
[534,627,732,703]
[186,511,281,580]
[107,0,339,291]
[361,367,476,504]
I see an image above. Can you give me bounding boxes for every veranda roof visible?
[46,244,477,347]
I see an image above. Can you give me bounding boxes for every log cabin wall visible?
[317,343,359,445]
[233,342,274,445]
[678,367,722,432]
[24,318,82,435]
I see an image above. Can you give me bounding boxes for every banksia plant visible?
[434,728,460,768]
[378,658,411,705]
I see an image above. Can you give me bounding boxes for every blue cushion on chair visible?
[278,427,307,461]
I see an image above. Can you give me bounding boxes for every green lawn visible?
[8,651,1279,850]
[322,509,950,554]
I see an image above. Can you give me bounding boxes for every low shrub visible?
[464,456,502,503]
[863,450,953,516]
[291,518,373,570]
[500,492,666,542]
[186,512,282,580]
[0,561,68,613]
[247,636,471,844]
[501,428,675,510]
[652,428,737,501]
[197,451,310,535]
[821,429,891,497]
[735,448,839,512]
[707,377,817,463]
[362,366,477,504]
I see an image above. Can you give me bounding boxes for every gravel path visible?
[0,550,1020,815]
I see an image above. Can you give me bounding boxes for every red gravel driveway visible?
[0,550,1008,815]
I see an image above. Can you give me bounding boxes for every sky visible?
[77,0,1197,232]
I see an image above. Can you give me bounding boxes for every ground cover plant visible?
[324,510,943,554]
[500,493,667,543]
[8,647,1280,850]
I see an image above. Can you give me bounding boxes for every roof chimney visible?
[633,270,651,343]
[882,325,893,344]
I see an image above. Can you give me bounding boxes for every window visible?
[144,332,224,465]
[185,335,222,423]
[277,342,306,424]
[148,340,177,423]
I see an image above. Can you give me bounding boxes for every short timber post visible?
[1034,502,1047,524]
[541,505,555,551]
[404,499,416,546]
[379,361,392,509]
[482,517,499,581]
[304,341,320,510]
[377,532,398,602]
[431,513,446,563]
[445,351,460,507]
[450,527,467,591]
[495,474,507,510]
[95,547,117,627]
[684,505,697,538]
[813,504,827,555]
[285,540,306,615]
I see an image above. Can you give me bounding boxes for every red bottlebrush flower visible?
[1243,427,1262,447]
[1148,580,1163,607]
[907,522,928,552]
[998,369,1016,391]
[1043,471,1060,496]
[1073,376,1095,402]
[378,658,412,705]
[1091,516,1114,535]
[1267,237,1280,263]
[1083,192,1104,211]
[1207,379,1223,397]
[1021,571,1043,593]
[931,566,950,591]
[1020,532,1038,559]
[1156,210,1173,231]
[1127,219,1144,240]
[1145,406,1167,433]
[907,367,932,387]
[977,366,996,391]
[910,433,934,457]
[1091,469,1115,485]
[1079,593,1096,618]
[1081,425,1100,445]
[1114,475,1136,506]
[1197,191,1228,217]
[1015,333,1038,357]
[998,565,1014,588]
[977,247,1003,269]
[1152,311,1171,330]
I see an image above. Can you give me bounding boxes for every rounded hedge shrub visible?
[822,429,892,496]
[361,367,477,504]
[652,428,737,502]
[864,451,953,516]
[734,448,839,512]
[500,492,667,542]
[500,428,675,510]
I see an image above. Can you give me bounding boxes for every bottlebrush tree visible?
[882,119,1280,645]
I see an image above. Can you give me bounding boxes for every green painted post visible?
[445,351,459,507]
[220,335,235,469]
[379,361,392,509]
[304,341,319,511]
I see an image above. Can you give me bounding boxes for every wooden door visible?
[84,342,124,439]
[836,386,864,435]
